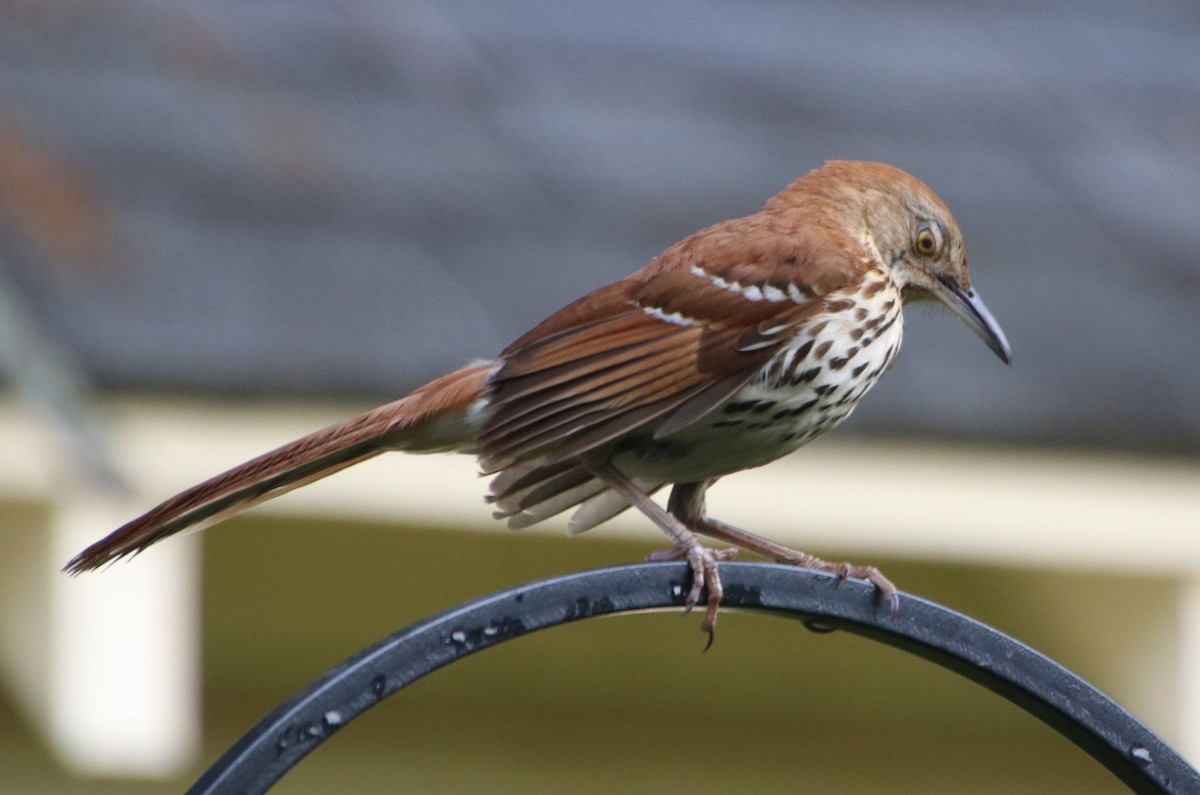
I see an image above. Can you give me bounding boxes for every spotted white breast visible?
[613,267,904,484]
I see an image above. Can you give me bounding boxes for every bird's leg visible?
[669,486,899,615]
[583,461,733,644]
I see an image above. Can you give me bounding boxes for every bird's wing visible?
[477,214,866,472]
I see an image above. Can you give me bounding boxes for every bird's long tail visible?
[64,362,494,574]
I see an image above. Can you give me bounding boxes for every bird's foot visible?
[777,553,899,615]
[647,542,737,649]
[689,515,899,616]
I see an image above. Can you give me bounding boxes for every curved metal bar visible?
[188,562,1199,794]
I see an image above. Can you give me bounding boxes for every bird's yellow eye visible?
[914,225,940,256]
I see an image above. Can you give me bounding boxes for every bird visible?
[65,161,1011,644]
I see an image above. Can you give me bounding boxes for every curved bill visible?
[931,279,1012,364]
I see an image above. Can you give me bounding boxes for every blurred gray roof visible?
[1,1,1198,454]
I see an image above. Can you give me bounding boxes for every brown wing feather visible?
[483,366,706,470]
[482,350,700,453]
[485,323,694,415]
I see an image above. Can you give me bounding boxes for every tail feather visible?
[566,485,659,535]
[486,457,662,535]
[501,478,610,530]
[64,363,493,574]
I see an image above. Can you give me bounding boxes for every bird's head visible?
[803,161,1012,365]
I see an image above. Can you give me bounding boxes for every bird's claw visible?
[781,555,899,616]
[648,542,736,648]
[828,562,899,616]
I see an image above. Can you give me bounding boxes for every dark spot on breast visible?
[724,399,776,415]
[773,398,820,419]
[711,419,742,428]
[814,384,835,396]
[807,320,830,336]
[851,362,869,377]
[829,356,849,370]
[813,340,833,359]
[862,280,888,298]
[791,367,821,385]
[792,339,814,361]
[861,313,898,347]
[758,359,783,385]
[849,328,864,341]
[854,307,869,321]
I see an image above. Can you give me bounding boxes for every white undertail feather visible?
[566,481,662,535]
[485,457,662,535]
[501,479,610,530]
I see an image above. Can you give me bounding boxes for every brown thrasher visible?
[66,161,1010,641]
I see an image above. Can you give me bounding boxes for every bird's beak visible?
[931,278,1012,364]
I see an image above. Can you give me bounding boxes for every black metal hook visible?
[188,562,1199,794]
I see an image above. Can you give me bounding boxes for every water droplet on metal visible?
[276,724,302,755]
[1131,746,1152,765]
[371,674,386,697]
[323,710,344,728]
